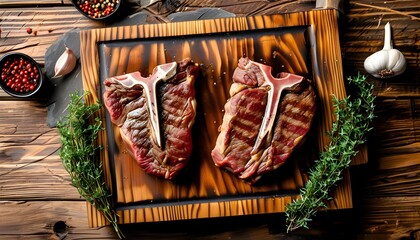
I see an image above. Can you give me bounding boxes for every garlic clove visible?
[363,22,407,78]
[386,49,406,74]
[364,51,386,76]
[53,47,77,78]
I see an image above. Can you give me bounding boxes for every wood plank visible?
[361,164,420,196]
[0,101,81,200]
[350,96,420,239]
[370,98,420,161]
[0,201,116,239]
[357,197,420,238]
[0,150,82,200]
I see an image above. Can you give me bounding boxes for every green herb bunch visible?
[57,91,124,239]
[285,74,375,232]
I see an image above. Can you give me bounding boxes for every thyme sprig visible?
[285,74,375,232]
[57,91,124,239]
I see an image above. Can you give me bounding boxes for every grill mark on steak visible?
[103,59,199,180]
[211,57,316,184]
[256,84,316,175]
[214,88,266,157]
[213,88,267,175]
[104,79,144,126]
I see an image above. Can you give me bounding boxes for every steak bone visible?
[107,62,177,147]
[246,60,304,154]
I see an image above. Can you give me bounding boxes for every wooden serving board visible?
[80,9,356,227]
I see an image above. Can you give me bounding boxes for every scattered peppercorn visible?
[76,0,120,19]
[26,27,32,34]
[33,30,37,36]
[1,56,40,93]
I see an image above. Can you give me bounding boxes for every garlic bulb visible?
[364,22,406,78]
[53,47,77,78]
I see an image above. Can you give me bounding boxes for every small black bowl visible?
[71,0,125,22]
[0,52,44,98]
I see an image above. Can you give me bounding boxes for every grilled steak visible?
[103,59,199,180]
[211,57,316,184]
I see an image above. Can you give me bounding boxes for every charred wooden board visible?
[80,9,356,226]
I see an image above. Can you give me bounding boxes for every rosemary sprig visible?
[57,91,124,239]
[285,73,375,232]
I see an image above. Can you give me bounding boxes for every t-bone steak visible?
[211,57,317,184]
[103,58,199,180]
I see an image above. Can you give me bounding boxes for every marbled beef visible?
[211,57,316,184]
[103,59,199,180]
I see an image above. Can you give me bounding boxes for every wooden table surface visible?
[0,0,419,239]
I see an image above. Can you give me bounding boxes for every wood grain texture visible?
[0,101,81,201]
[0,6,102,65]
[0,201,117,239]
[351,98,420,239]
[79,9,354,226]
[357,197,420,239]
